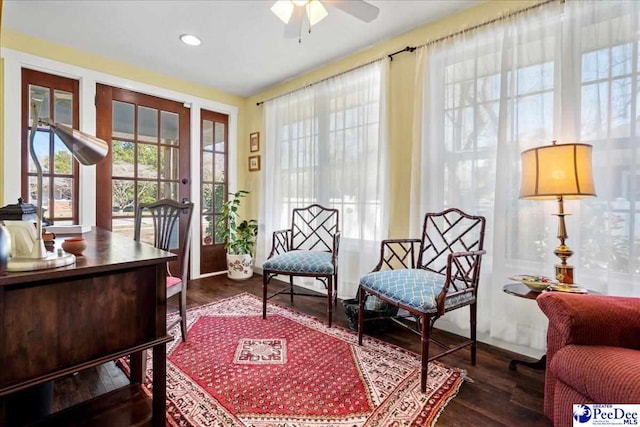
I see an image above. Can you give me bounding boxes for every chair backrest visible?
[134,198,194,280]
[290,204,339,252]
[418,208,486,286]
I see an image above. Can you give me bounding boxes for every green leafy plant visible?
[220,190,258,255]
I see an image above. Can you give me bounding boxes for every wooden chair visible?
[357,208,486,392]
[262,204,340,326]
[135,198,194,341]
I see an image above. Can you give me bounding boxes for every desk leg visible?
[152,343,167,427]
[509,354,546,371]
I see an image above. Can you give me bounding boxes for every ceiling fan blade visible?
[284,6,305,38]
[325,0,380,23]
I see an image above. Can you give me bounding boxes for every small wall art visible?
[248,155,261,172]
[250,132,260,152]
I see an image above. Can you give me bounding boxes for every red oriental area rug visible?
[118,293,466,426]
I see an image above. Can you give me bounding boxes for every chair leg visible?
[357,287,365,345]
[470,303,477,366]
[179,289,187,342]
[421,313,431,393]
[289,276,295,304]
[327,276,333,327]
[262,271,268,319]
[333,273,338,307]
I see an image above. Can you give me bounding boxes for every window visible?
[263,61,388,297]
[21,69,80,224]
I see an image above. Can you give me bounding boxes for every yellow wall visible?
[246,0,543,236]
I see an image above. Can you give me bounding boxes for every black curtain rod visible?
[388,46,416,61]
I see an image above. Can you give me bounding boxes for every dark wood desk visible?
[0,228,175,426]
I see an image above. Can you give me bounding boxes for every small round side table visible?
[502,282,599,371]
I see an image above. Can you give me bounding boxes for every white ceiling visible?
[2,0,480,98]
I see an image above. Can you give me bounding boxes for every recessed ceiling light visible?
[180,34,202,46]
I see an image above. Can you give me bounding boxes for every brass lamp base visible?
[6,252,75,272]
[555,264,574,284]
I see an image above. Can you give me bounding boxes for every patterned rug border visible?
[120,292,466,426]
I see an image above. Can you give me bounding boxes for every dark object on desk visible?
[0,198,52,226]
[537,292,640,427]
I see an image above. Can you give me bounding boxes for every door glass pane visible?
[138,106,158,143]
[29,130,50,173]
[53,136,73,175]
[202,184,214,213]
[214,214,225,244]
[28,176,50,210]
[112,218,135,240]
[112,140,135,178]
[159,147,179,180]
[159,182,177,200]
[202,216,214,246]
[137,181,158,205]
[215,153,225,182]
[113,101,135,140]
[137,143,158,179]
[215,122,225,152]
[53,177,73,218]
[203,120,214,149]
[29,85,50,123]
[202,152,213,182]
[214,183,225,212]
[112,179,135,215]
[54,90,73,126]
[161,111,179,145]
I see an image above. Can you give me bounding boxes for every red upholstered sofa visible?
[537,292,640,427]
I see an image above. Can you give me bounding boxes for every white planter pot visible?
[226,253,254,280]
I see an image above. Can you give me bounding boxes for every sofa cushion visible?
[551,345,640,404]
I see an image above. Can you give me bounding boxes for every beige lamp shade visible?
[519,142,596,200]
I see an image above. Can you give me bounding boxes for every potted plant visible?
[220,190,258,280]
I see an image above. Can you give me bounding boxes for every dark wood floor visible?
[51,274,551,426]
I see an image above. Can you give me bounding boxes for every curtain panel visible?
[413,0,640,356]
[261,61,389,299]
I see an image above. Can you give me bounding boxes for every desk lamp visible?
[5,101,108,272]
[519,141,596,284]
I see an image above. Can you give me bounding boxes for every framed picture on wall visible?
[249,155,261,171]
[250,132,260,152]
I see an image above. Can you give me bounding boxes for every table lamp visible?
[519,140,596,284]
[5,101,108,272]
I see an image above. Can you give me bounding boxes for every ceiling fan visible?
[271,0,380,42]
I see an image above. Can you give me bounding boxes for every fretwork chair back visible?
[263,204,340,326]
[134,198,194,342]
[357,208,486,392]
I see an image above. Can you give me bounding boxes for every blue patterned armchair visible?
[357,208,486,392]
[262,204,340,326]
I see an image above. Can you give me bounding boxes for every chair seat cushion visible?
[264,250,334,275]
[166,276,182,289]
[359,269,474,314]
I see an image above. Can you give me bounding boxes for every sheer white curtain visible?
[260,61,389,299]
[412,0,640,357]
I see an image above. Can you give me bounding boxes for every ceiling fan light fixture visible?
[179,34,202,46]
[306,0,328,26]
[291,0,310,6]
[271,0,295,24]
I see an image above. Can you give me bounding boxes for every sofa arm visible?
[537,292,640,349]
